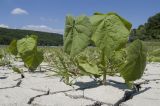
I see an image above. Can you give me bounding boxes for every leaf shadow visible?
[74,80,100,90]
[107,79,129,90]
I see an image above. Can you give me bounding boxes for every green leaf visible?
[21,50,43,71]
[79,62,100,75]
[16,35,43,71]
[148,56,160,62]
[64,15,92,56]
[149,49,160,57]
[8,39,18,56]
[111,49,126,65]
[107,12,132,30]
[17,35,37,54]
[12,66,22,74]
[90,12,132,58]
[120,40,147,82]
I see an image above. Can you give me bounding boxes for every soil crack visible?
[114,80,151,106]
[0,80,22,89]
[28,90,50,104]
[64,92,113,106]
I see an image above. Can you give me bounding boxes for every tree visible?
[129,12,160,41]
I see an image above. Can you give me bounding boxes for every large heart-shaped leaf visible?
[17,35,37,54]
[64,15,92,56]
[16,35,43,71]
[120,40,147,82]
[21,50,43,71]
[90,12,132,58]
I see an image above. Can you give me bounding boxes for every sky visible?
[0,0,160,34]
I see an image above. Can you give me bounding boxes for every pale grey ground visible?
[0,62,160,106]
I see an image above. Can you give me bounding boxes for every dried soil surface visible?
[0,62,160,106]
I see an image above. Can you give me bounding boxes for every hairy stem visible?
[100,50,107,85]
[102,69,107,85]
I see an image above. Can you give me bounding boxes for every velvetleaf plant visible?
[9,35,44,73]
[64,12,147,86]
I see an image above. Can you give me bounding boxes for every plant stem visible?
[66,76,69,85]
[102,69,107,85]
[101,51,107,85]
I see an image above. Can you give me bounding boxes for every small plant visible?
[8,35,44,72]
[0,48,11,66]
[45,48,80,85]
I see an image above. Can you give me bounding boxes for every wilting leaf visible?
[21,50,43,71]
[79,62,100,75]
[17,35,37,54]
[16,35,43,71]
[90,12,132,58]
[107,12,132,30]
[64,15,92,56]
[8,39,18,56]
[120,40,147,82]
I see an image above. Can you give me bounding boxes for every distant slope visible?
[130,12,160,41]
[0,27,63,46]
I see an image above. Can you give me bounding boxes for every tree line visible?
[0,27,63,46]
[130,12,160,41]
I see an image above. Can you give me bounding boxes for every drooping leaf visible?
[17,35,37,54]
[120,40,147,82]
[107,12,132,30]
[90,12,132,58]
[64,15,92,56]
[21,50,43,71]
[8,39,18,56]
[16,35,43,71]
[79,62,100,75]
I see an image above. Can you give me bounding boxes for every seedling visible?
[8,35,44,72]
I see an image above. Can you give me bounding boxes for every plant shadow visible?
[74,79,150,92]
[74,79,129,90]
[107,79,129,90]
[74,80,100,90]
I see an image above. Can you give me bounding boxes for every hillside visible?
[0,27,63,46]
[130,12,160,41]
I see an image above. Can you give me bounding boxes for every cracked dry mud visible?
[0,62,160,106]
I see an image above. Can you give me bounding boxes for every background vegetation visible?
[130,12,160,41]
[0,12,160,46]
[0,28,63,46]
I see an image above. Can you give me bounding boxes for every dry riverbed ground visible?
[0,62,160,106]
